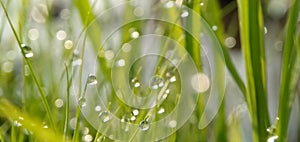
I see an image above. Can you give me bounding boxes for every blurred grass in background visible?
[0,0,299,142]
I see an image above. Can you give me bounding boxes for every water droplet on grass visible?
[131,31,140,39]
[56,30,67,40]
[225,36,236,48]
[99,111,110,123]
[132,109,139,116]
[87,74,97,85]
[169,76,176,83]
[64,40,73,49]
[82,134,93,142]
[158,108,165,114]
[264,26,268,34]
[131,78,141,88]
[168,120,177,128]
[200,2,204,6]
[139,120,150,131]
[150,76,164,89]
[79,97,87,107]
[267,135,278,142]
[116,59,125,67]
[181,10,189,18]
[21,44,34,58]
[130,116,136,121]
[95,106,101,112]
[212,25,218,31]
[55,98,64,108]
[165,1,174,8]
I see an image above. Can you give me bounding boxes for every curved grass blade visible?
[0,98,63,142]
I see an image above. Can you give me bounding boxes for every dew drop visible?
[82,134,93,142]
[116,59,125,67]
[168,120,177,128]
[132,109,139,116]
[56,30,67,40]
[131,78,141,88]
[139,120,150,131]
[165,89,170,94]
[200,2,204,6]
[267,135,278,142]
[55,98,64,108]
[21,44,34,58]
[130,116,136,121]
[87,74,97,85]
[82,127,90,135]
[225,36,236,48]
[150,76,164,90]
[104,50,115,60]
[72,50,82,66]
[131,31,140,39]
[78,97,87,107]
[169,76,176,83]
[43,124,48,129]
[158,108,165,114]
[64,40,73,50]
[99,111,110,123]
[264,26,268,34]
[95,105,101,112]
[181,10,189,18]
[14,121,22,127]
[212,25,218,31]
[165,1,174,8]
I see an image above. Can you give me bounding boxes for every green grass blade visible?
[0,0,56,131]
[0,98,63,142]
[277,0,300,141]
[236,0,270,141]
[63,64,71,142]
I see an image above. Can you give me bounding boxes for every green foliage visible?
[0,0,299,142]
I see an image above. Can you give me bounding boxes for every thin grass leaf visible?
[277,0,300,140]
[0,0,56,131]
[236,0,270,141]
[63,63,71,142]
[0,98,63,142]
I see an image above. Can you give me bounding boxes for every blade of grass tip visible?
[63,63,71,142]
[236,0,270,141]
[0,0,56,131]
[277,0,300,140]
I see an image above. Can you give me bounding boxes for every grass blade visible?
[0,0,56,130]
[0,98,63,142]
[277,0,300,141]
[236,0,270,141]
